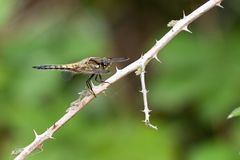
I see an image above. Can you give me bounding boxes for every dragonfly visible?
[32,57,129,96]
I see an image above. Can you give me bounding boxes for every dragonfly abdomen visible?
[32,65,73,71]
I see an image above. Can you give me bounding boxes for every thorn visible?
[102,90,107,96]
[139,55,144,61]
[216,3,224,8]
[142,110,150,114]
[78,90,86,95]
[148,124,158,130]
[154,55,162,63]
[143,109,152,113]
[33,129,39,138]
[53,123,57,129]
[48,134,55,139]
[66,107,71,113]
[183,26,192,33]
[36,143,43,151]
[183,10,186,18]
[139,90,149,93]
[115,66,121,72]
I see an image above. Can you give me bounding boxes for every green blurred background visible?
[0,0,240,159]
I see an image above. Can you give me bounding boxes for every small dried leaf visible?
[167,20,178,27]
[11,148,24,157]
[135,67,143,75]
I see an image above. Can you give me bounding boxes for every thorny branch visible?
[135,57,159,129]
[140,63,158,130]
[14,0,224,159]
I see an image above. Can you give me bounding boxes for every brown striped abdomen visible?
[32,65,73,71]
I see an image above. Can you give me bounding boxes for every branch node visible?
[142,109,152,113]
[139,89,149,94]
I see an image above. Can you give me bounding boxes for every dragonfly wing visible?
[109,57,129,63]
[94,69,111,74]
[61,72,75,81]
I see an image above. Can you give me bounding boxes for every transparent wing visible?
[94,69,111,74]
[109,57,129,63]
[61,72,75,81]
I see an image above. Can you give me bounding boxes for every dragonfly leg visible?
[94,74,100,83]
[99,74,110,84]
[94,74,105,83]
[86,74,96,97]
[94,74,110,84]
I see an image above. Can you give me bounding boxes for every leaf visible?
[228,107,240,119]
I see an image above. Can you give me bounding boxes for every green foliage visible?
[0,0,15,25]
[228,107,240,119]
[187,140,238,160]
[150,33,240,125]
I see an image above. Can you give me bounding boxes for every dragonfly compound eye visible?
[101,59,110,67]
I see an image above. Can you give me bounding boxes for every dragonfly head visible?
[99,57,129,70]
[100,58,111,69]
